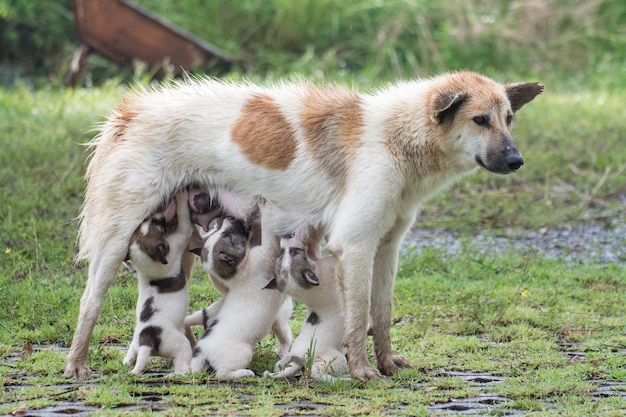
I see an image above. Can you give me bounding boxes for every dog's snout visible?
[506,155,524,171]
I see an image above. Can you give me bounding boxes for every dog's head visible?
[128,213,170,265]
[194,216,250,279]
[428,72,543,174]
[267,236,319,293]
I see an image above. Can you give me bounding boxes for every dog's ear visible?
[430,91,467,124]
[303,269,319,286]
[505,82,544,112]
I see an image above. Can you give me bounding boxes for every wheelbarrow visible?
[67,0,236,85]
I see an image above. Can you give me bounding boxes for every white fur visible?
[187,213,292,379]
[264,237,347,381]
[123,191,193,374]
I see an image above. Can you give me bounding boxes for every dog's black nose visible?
[506,155,524,171]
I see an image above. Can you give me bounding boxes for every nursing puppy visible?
[264,235,347,381]
[187,213,292,379]
[123,190,193,374]
[66,71,543,381]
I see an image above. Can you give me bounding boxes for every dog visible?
[65,71,543,380]
[264,235,347,381]
[184,206,293,358]
[123,190,193,374]
[185,213,292,378]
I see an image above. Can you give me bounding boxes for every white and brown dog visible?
[123,190,193,374]
[264,235,347,381]
[186,213,292,379]
[65,71,543,380]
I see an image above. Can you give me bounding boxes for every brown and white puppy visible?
[66,71,543,380]
[264,236,347,381]
[186,212,292,379]
[123,190,193,374]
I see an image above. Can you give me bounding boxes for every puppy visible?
[264,235,347,381]
[123,190,193,374]
[187,212,292,379]
[66,71,543,380]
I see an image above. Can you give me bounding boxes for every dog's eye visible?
[472,116,488,127]
[506,114,513,126]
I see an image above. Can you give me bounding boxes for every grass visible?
[1,9,626,412]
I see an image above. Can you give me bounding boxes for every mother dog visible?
[65,71,542,380]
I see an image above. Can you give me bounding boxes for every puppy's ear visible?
[505,82,544,112]
[156,243,168,265]
[264,277,278,290]
[189,247,202,257]
[430,91,467,124]
[303,270,319,286]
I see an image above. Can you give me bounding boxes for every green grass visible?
[1,30,626,415]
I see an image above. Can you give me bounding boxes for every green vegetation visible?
[1,0,625,415]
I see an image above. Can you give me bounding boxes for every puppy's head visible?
[269,236,319,293]
[128,213,169,265]
[428,71,543,174]
[198,216,249,279]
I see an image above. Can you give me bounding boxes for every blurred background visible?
[1,0,625,88]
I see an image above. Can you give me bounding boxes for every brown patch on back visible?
[230,94,297,170]
[109,97,139,142]
[300,86,364,184]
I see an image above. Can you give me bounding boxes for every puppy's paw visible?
[221,369,255,379]
[274,344,290,359]
[263,370,279,379]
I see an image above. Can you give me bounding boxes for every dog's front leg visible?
[334,244,381,381]
[371,214,415,375]
[64,249,124,379]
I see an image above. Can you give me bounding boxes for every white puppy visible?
[264,235,347,381]
[187,213,292,379]
[123,190,193,374]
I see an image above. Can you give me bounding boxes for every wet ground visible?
[4,344,626,416]
[3,221,624,416]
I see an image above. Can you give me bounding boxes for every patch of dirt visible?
[404,220,625,263]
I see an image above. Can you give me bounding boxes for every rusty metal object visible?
[68,0,235,85]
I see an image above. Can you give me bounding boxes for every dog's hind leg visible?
[130,345,152,374]
[64,245,126,379]
[123,341,138,367]
[370,214,415,375]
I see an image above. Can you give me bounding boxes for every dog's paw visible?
[63,362,92,380]
[274,345,290,359]
[221,368,255,379]
[350,365,383,381]
[378,354,413,376]
[263,370,279,379]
